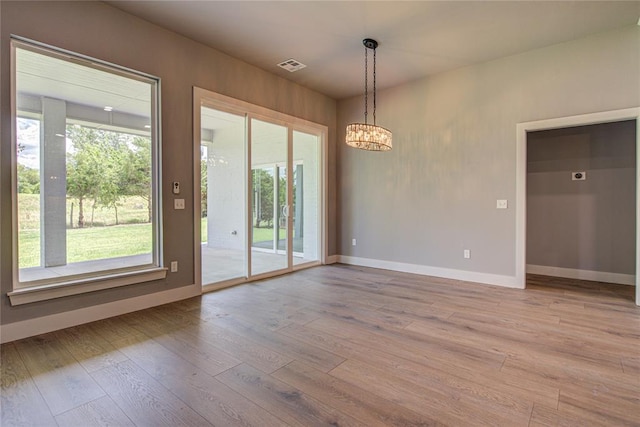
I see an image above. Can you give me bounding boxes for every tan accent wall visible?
[0,1,336,325]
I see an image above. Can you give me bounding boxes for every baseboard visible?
[526,264,635,286]
[337,255,521,288]
[326,255,339,264]
[0,284,201,344]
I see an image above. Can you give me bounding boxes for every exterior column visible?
[40,97,67,267]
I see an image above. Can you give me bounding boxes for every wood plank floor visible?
[2,265,638,426]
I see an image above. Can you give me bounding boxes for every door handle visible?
[282,204,290,217]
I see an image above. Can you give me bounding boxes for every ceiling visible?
[108,1,639,100]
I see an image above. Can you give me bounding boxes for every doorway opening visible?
[516,108,640,305]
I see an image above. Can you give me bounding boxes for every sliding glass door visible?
[200,107,246,284]
[197,90,324,288]
[250,119,288,276]
[292,130,320,265]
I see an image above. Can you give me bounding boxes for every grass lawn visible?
[18,193,152,268]
[201,217,286,244]
[19,224,152,268]
[18,193,150,230]
[253,226,286,243]
[18,194,287,268]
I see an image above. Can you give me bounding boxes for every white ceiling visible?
[106,1,640,100]
[17,47,152,117]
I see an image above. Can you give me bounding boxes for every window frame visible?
[8,37,165,306]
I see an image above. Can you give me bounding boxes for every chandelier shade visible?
[345,38,392,151]
[345,123,392,151]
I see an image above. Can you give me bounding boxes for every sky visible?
[17,118,40,169]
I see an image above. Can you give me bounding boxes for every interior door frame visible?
[515,107,640,305]
[193,87,327,292]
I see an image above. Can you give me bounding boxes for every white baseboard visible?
[526,264,635,286]
[337,255,521,289]
[0,284,201,344]
[326,255,339,264]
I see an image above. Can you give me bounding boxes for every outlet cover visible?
[174,199,185,209]
[496,199,508,209]
[572,171,586,181]
[170,261,178,272]
[464,249,470,259]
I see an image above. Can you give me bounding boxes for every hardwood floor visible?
[2,265,638,426]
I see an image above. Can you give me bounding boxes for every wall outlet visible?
[352,238,357,246]
[170,261,178,272]
[496,199,508,209]
[572,171,586,181]
[174,199,185,209]
[464,249,470,259]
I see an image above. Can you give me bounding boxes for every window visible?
[9,38,164,305]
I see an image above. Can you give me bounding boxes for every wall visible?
[337,25,639,285]
[527,120,636,277]
[0,1,336,328]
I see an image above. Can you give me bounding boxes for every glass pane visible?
[251,119,287,275]
[276,166,287,252]
[15,44,156,285]
[200,107,246,284]
[292,130,320,265]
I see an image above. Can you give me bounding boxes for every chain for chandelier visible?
[345,37,392,151]
[364,46,368,124]
[363,40,378,125]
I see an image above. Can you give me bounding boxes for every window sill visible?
[8,267,168,306]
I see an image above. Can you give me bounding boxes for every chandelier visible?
[345,38,392,151]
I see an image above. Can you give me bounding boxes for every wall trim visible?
[527,265,635,286]
[0,284,201,344]
[8,267,167,306]
[326,255,339,264]
[337,255,521,289]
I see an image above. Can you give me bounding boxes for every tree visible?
[67,127,102,228]
[66,125,130,227]
[17,164,40,194]
[120,136,152,222]
[98,140,128,225]
[201,159,207,218]
[253,169,275,228]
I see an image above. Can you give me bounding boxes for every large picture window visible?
[10,38,163,304]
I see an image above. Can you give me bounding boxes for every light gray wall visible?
[337,25,639,277]
[527,121,636,274]
[0,1,336,325]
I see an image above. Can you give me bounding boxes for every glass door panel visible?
[292,130,320,265]
[200,107,246,285]
[276,165,288,252]
[250,119,288,276]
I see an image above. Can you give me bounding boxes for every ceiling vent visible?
[277,59,306,72]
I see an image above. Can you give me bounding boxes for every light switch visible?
[174,199,185,210]
[496,199,508,209]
